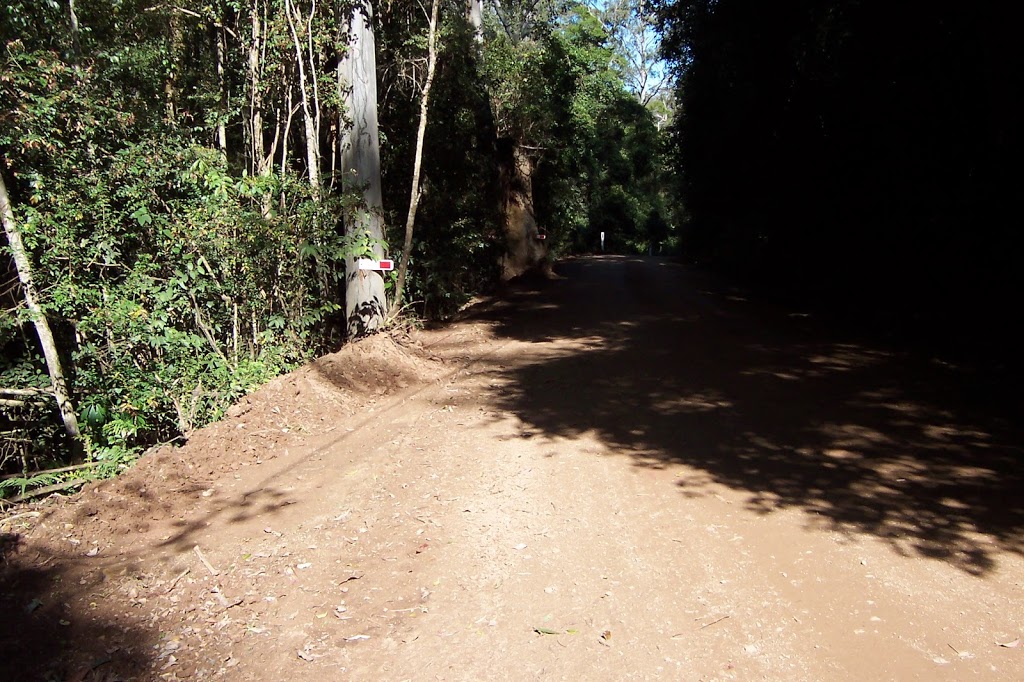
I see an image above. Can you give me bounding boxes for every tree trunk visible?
[247,3,266,176]
[340,2,387,337]
[467,0,483,43]
[67,0,82,60]
[389,0,441,319]
[497,139,549,280]
[285,0,321,198]
[215,23,228,154]
[0,171,81,441]
[165,14,183,123]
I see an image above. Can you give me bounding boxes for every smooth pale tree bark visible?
[389,0,441,319]
[215,24,228,153]
[497,139,549,280]
[67,0,81,60]
[247,3,266,176]
[340,1,387,337]
[285,0,322,198]
[0,172,81,441]
[467,0,483,43]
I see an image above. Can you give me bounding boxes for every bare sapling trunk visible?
[285,0,321,198]
[389,0,441,319]
[247,3,266,175]
[0,171,81,441]
[497,140,549,280]
[215,23,228,153]
[165,14,183,123]
[341,1,387,337]
[67,0,82,60]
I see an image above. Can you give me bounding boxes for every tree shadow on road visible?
[0,480,294,680]
[479,257,1024,576]
[1,532,152,681]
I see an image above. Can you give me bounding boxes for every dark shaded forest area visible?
[658,0,1021,348]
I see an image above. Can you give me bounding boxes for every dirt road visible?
[4,256,1024,681]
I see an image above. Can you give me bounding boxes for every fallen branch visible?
[9,478,87,503]
[0,395,49,405]
[0,387,54,397]
[0,510,41,526]
[164,567,191,594]
[193,545,220,576]
[1,461,98,482]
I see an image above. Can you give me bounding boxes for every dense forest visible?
[1,0,673,493]
[657,0,1021,321]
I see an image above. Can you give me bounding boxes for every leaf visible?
[997,638,1021,648]
[130,206,152,227]
[534,627,562,635]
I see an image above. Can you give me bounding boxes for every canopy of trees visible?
[1,0,673,488]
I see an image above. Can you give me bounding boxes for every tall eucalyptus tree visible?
[340,1,388,337]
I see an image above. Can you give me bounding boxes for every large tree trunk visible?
[497,139,549,281]
[467,0,483,43]
[0,171,81,441]
[340,2,387,337]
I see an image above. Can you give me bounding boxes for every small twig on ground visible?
[193,545,220,576]
[164,567,191,594]
[700,615,731,630]
[0,511,41,527]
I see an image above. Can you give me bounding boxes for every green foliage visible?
[0,0,681,496]
[377,1,503,318]
[1,9,357,486]
[5,136,352,455]
[479,1,675,256]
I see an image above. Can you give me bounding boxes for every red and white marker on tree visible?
[356,258,394,271]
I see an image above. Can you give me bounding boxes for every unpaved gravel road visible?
[4,255,1024,681]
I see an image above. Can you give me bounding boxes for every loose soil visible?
[2,256,1023,681]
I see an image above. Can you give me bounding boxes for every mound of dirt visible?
[0,327,470,680]
[17,332,445,539]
